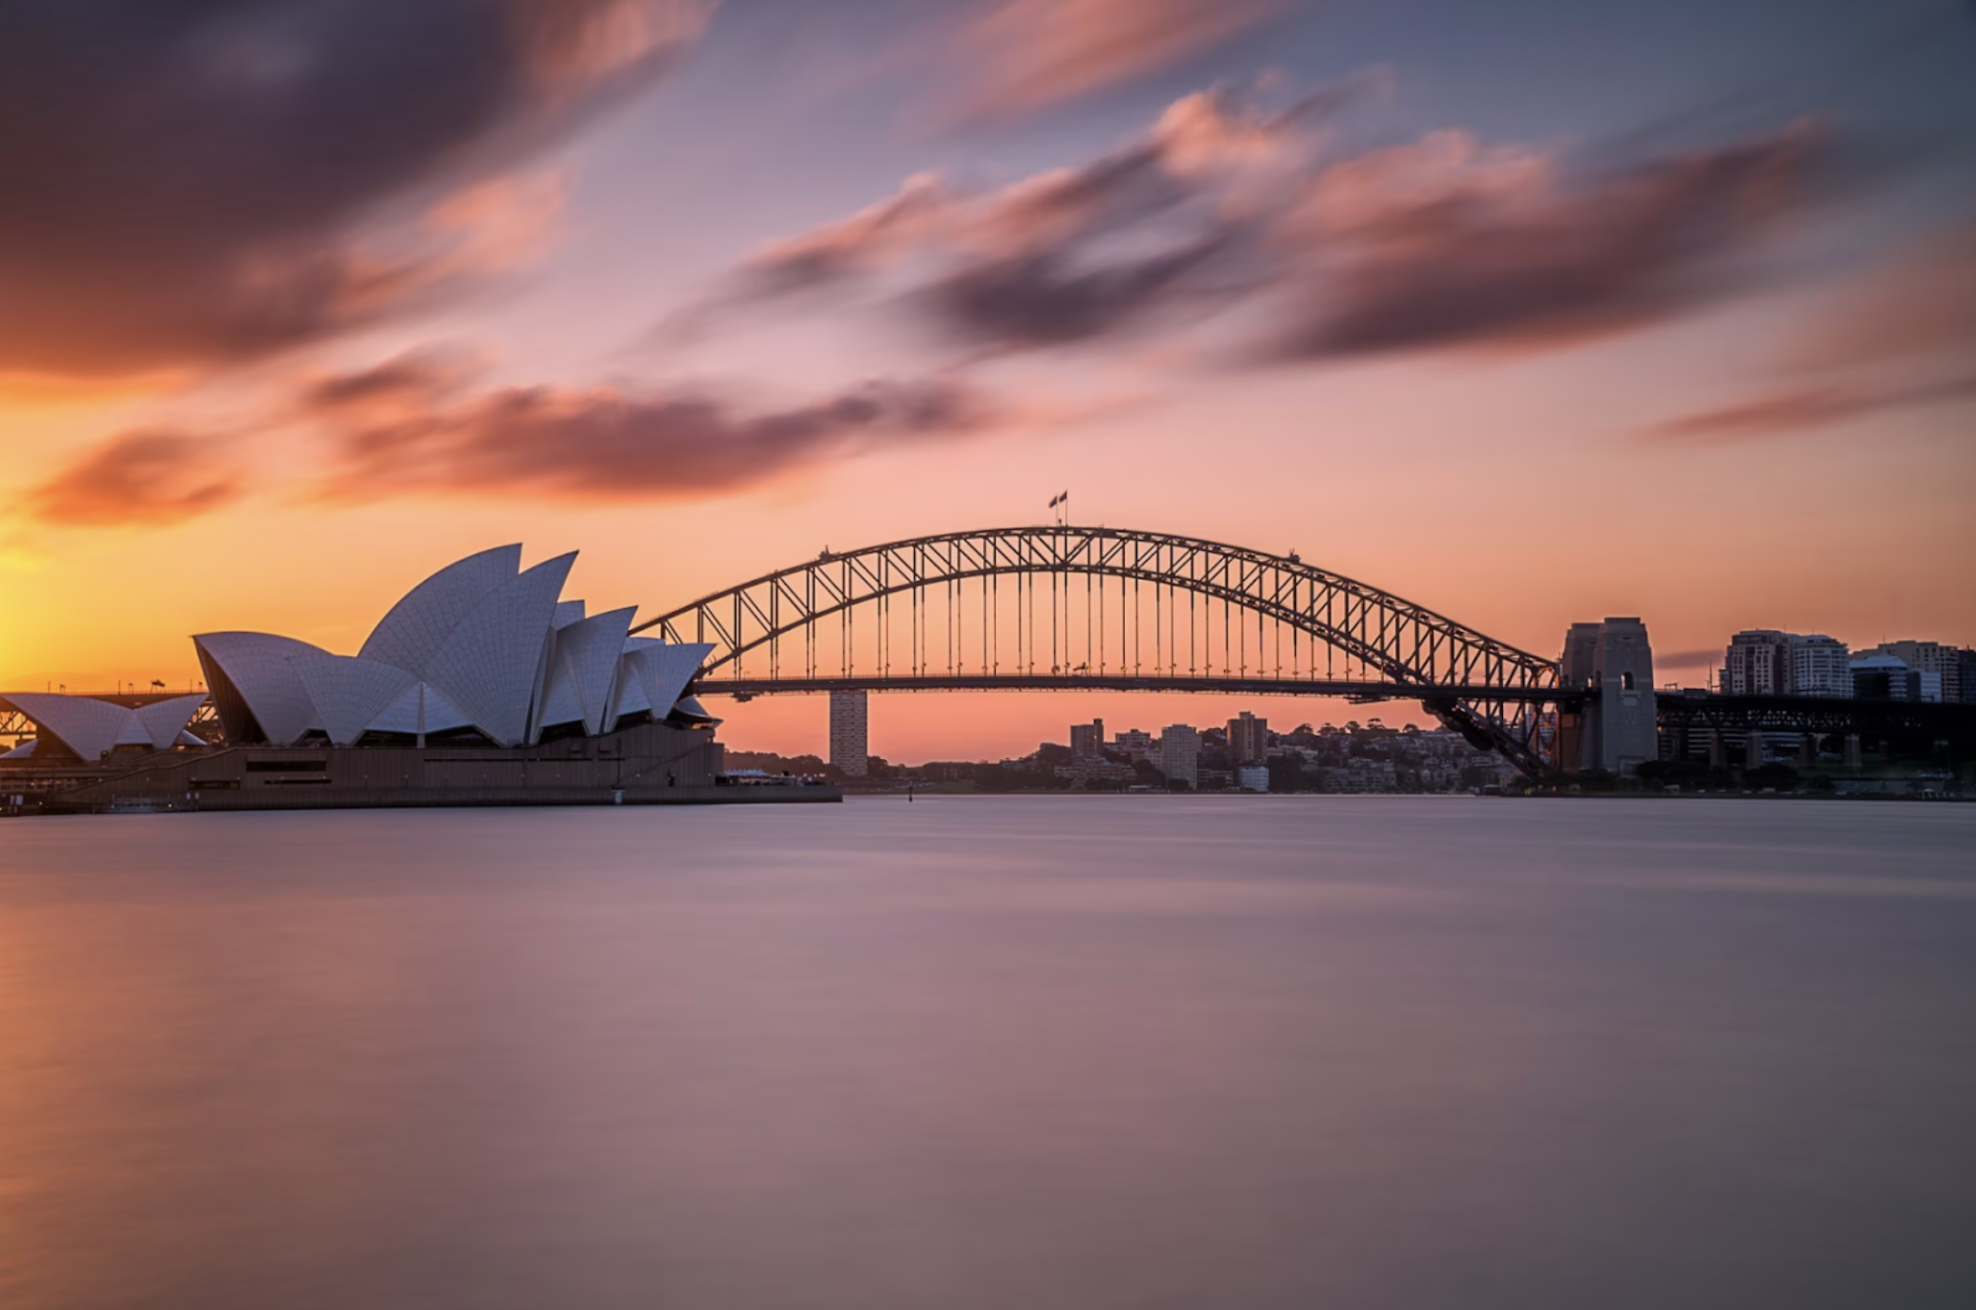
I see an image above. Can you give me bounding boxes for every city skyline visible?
[3,0,1973,764]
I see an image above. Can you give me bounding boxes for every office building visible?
[1850,655,1941,703]
[1070,719,1105,758]
[1863,641,1962,704]
[829,690,869,777]
[1159,724,1199,789]
[1227,712,1269,765]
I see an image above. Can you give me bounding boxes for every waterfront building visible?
[187,545,714,750]
[0,692,207,762]
[1850,654,1942,702]
[829,690,869,777]
[1113,728,1154,758]
[1717,630,1853,698]
[1863,641,1962,704]
[1719,630,1792,696]
[1158,724,1199,789]
[1227,712,1269,765]
[0,545,818,812]
[1070,719,1105,759]
[1236,765,1269,792]
[1790,635,1852,697]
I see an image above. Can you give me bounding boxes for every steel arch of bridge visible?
[633,526,1565,773]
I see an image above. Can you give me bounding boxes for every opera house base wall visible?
[7,722,840,815]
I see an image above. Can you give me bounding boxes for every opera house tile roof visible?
[1,546,713,762]
[194,545,712,749]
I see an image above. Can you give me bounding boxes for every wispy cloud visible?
[306,356,996,504]
[25,431,243,527]
[1641,374,1976,442]
[946,0,1298,121]
[689,79,1833,368]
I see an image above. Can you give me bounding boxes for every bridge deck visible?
[694,675,1575,704]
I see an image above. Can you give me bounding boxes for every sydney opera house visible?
[1,546,830,813]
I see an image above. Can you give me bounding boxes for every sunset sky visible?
[3,0,1972,762]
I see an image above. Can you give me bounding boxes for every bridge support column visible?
[1799,734,1818,768]
[1745,731,1765,770]
[1708,730,1726,770]
[829,690,869,779]
[1844,734,1863,770]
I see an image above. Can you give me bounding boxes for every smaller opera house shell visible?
[195,545,714,750]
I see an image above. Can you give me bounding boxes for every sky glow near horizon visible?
[1,0,1972,762]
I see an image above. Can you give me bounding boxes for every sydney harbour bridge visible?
[631,525,1571,775]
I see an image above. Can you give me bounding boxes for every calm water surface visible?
[2,797,1973,1309]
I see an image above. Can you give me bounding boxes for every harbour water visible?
[2,797,1973,1309]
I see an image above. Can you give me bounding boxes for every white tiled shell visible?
[5,693,134,761]
[290,655,418,747]
[131,693,208,748]
[367,681,475,736]
[614,642,714,731]
[424,552,577,747]
[610,636,664,720]
[1,739,37,760]
[673,696,717,722]
[358,544,521,678]
[542,607,636,737]
[193,632,330,745]
[553,600,587,630]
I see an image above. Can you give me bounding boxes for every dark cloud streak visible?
[0,0,706,377]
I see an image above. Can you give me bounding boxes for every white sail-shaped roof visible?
[424,552,577,747]
[1,739,37,760]
[291,655,419,747]
[553,600,587,630]
[611,636,663,718]
[194,632,329,745]
[5,693,134,761]
[540,607,636,737]
[367,681,475,737]
[358,544,521,679]
[132,693,209,749]
[613,642,713,731]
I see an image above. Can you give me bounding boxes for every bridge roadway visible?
[698,675,1578,705]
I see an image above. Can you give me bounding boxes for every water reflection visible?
[2,799,1973,1309]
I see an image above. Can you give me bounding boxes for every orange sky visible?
[3,0,1972,762]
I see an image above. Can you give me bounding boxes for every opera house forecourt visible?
[0,545,837,814]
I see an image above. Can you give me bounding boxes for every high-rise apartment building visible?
[1226,712,1269,765]
[828,689,868,778]
[1790,635,1851,697]
[1158,724,1199,789]
[1720,630,1852,697]
[1070,719,1105,758]
[1113,728,1154,757]
[1720,630,1792,696]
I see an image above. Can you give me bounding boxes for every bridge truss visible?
[635,526,1567,774]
